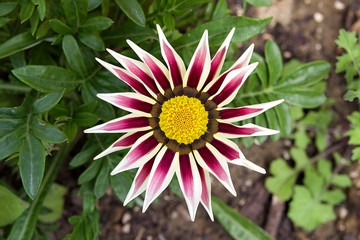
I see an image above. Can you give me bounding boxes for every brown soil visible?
[54,0,360,239]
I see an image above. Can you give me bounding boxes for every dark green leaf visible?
[212,197,272,240]
[37,0,46,21]
[64,210,100,240]
[94,162,110,198]
[163,12,175,30]
[88,0,102,11]
[265,40,283,86]
[62,34,88,75]
[115,0,146,27]
[0,127,25,160]
[73,112,100,126]
[31,118,67,144]
[212,0,229,20]
[32,89,65,114]
[0,17,11,28]
[172,16,271,51]
[49,19,73,34]
[111,171,134,203]
[78,32,105,51]
[70,147,97,168]
[30,10,39,35]
[78,160,102,184]
[0,32,42,59]
[36,21,50,39]
[80,16,113,31]
[0,2,17,16]
[61,0,88,27]
[20,1,35,23]
[12,65,81,92]
[246,0,272,7]
[62,121,78,142]
[0,185,29,227]
[19,134,46,199]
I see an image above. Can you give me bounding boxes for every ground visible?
[55,0,360,239]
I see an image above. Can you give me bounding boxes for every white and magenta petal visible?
[209,63,258,107]
[126,40,171,93]
[97,92,155,116]
[94,131,148,160]
[95,58,152,98]
[197,166,214,221]
[143,148,179,212]
[211,133,246,161]
[204,44,254,96]
[110,132,162,174]
[176,154,201,221]
[183,30,211,90]
[194,144,236,196]
[123,157,155,205]
[230,158,266,174]
[218,122,280,139]
[107,48,160,97]
[157,25,186,88]
[84,114,151,133]
[218,99,285,123]
[202,28,235,89]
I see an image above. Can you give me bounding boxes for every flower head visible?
[85,25,283,221]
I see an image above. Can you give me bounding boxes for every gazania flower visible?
[85,25,283,221]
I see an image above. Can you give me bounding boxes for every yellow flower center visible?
[159,96,208,144]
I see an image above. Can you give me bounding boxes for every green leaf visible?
[0,17,11,28]
[94,162,110,198]
[70,146,97,168]
[288,186,336,232]
[37,0,46,21]
[0,185,29,227]
[265,40,283,86]
[20,1,35,23]
[88,0,102,11]
[115,0,146,27]
[32,89,65,114]
[317,159,332,182]
[265,158,297,201]
[0,2,17,16]
[31,117,67,144]
[0,32,42,59]
[330,174,352,188]
[60,0,88,27]
[111,171,134,204]
[64,210,100,240]
[344,89,360,101]
[78,32,104,51]
[73,112,99,127]
[212,0,229,20]
[49,19,73,34]
[303,167,324,198]
[12,65,81,92]
[212,197,272,240]
[62,121,78,142]
[62,34,88,76]
[8,143,74,240]
[163,12,175,30]
[172,16,271,51]
[80,16,113,31]
[19,134,46,199]
[0,127,25,160]
[78,160,102,185]
[320,189,346,205]
[38,184,67,222]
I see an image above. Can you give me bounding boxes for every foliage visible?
[346,111,360,162]
[335,29,360,101]
[265,105,352,231]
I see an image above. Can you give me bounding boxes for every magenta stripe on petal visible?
[179,154,194,200]
[124,59,160,95]
[143,55,170,91]
[206,74,226,96]
[198,146,227,181]
[187,47,206,89]
[121,135,159,169]
[114,68,150,97]
[198,166,210,206]
[204,47,226,88]
[110,95,153,113]
[219,107,262,120]
[211,138,239,160]
[103,116,149,131]
[218,122,259,135]
[134,157,155,192]
[211,71,245,105]
[114,131,148,147]
[147,149,175,195]
[163,42,182,86]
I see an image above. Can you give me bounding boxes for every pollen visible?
[159,96,208,144]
